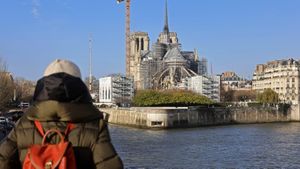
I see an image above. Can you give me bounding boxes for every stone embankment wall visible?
[100,105,296,129]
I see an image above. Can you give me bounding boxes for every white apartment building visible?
[252,58,300,104]
[187,75,221,102]
[99,74,134,106]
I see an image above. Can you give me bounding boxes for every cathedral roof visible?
[141,51,152,60]
[163,47,186,63]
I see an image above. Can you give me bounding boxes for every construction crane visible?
[117,0,131,77]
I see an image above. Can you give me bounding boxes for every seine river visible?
[109,123,300,169]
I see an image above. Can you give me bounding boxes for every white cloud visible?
[31,0,40,18]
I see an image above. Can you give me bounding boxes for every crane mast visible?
[117,0,131,77]
[125,0,130,77]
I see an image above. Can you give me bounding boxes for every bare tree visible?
[220,84,256,102]
[232,90,256,102]
[220,85,234,102]
[84,76,99,94]
[14,77,35,102]
[0,58,14,111]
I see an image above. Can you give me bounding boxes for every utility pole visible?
[117,0,131,77]
[210,62,213,76]
[89,34,93,92]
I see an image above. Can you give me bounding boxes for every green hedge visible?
[132,89,214,107]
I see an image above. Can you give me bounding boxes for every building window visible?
[136,38,139,51]
[141,38,144,50]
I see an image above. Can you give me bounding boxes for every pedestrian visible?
[0,59,123,169]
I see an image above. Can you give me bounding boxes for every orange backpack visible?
[23,121,77,169]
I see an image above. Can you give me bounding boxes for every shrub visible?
[256,88,279,104]
[132,89,214,107]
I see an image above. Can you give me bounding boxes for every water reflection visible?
[109,123,300,168]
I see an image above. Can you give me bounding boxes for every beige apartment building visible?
[252,58,300,104]
[221,71,252,91]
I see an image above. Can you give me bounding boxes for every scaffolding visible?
[99,74,134,107]
[198,57,208,76]
[111,75,134,106]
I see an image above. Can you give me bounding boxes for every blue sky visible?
[0,0,299,80]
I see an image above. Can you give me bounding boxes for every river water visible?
[109,123,300,169]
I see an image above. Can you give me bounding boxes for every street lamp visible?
[117,0,131,77]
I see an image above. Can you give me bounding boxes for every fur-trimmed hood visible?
[26,100,102,122]
[27,73,102,122]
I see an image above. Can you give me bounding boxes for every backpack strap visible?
[34,120,75,137]
[34,120,45,136]
[64,123,76,135]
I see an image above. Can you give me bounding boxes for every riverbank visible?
[100,104,300,129]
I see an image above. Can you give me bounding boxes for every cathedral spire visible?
[163,0,169,34]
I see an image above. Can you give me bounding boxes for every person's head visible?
[33,59,92,103]
[43,59,81,79]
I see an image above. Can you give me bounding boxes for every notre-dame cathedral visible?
[129,1,205,90]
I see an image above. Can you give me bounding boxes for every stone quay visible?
[100,104,300,129]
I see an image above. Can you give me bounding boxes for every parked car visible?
[18,102,30,108]
[0,117,7,123]
[6,110,24,122]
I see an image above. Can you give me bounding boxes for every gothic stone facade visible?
[128,3,200,90]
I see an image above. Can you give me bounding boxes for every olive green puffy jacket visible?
[0,101,123,169]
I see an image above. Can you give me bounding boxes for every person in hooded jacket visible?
[0,59,123,169]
